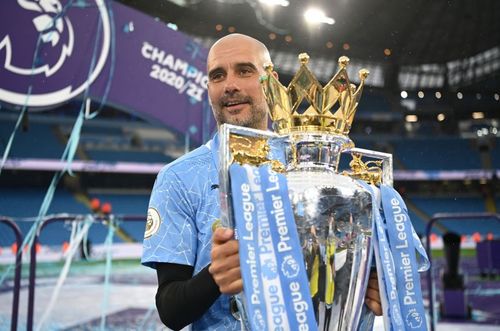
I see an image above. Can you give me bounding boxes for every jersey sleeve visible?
[141,165,198,269]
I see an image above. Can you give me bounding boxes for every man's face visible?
[207,39,268,130]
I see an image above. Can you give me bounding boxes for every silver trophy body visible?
[219,125,392,330]
[285,133,373,330]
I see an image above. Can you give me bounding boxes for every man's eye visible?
[210,73,224,81]
[240,68,253,76]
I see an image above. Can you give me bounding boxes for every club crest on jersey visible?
[144,207,161,239]
[0,0,111,107]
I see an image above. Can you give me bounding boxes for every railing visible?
[425,212,500,331]
[0,217,23,331]
[3,214,147,331]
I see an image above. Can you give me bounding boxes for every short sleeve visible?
[141,165,198,269]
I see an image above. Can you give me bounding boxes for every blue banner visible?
[358,181,430,331]
[259,165,316,331]
[381,184,429,330]
[230,164,267,329]
[230,163,317,331]
[357,181,405,331]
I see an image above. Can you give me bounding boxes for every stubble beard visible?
[214,100,267,130]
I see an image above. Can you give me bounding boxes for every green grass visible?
[430,248,476,258]
[0,258,143,279]
[1,250,479,281]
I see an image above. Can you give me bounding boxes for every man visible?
[142,33,381,330]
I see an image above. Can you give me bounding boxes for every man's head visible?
[207,33,272,131]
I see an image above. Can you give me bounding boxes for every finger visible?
[212,266,242,286]
[209,252,240,273]
[212,227,234,244]
[211,240,239,260]
[219,278,243,295]
[365,298,383,316]
[365,287,381,304]
[367,277,379,290]
[211,266,242,294]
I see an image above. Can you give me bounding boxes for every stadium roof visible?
[119,0,500,91]
[118,0,498,62]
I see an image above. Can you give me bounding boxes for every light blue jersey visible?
[142,133,239,330]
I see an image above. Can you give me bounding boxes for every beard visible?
[212,94,268,129]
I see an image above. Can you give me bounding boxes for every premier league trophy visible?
[218,54,402,331]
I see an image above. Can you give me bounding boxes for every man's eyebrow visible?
[208,62,258,78]
[235,62,258,70]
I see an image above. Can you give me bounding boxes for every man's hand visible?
[208,227,243,294]
[365,270,382,316]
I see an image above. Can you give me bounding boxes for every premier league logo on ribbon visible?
[0,0,111,107]
[218,53,430,330]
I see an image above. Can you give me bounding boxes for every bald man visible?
[142,34,381,331]
[206,33,271,131]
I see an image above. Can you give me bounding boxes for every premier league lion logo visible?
[0,0,74,77]
[0,0,110,107]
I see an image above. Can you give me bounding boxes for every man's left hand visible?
[209,227,243,295]
[365,270,382,316]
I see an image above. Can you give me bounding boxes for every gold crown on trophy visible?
[261,53,369,135]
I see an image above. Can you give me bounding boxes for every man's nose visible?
[223,74,240,94]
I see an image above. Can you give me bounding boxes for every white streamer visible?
[36,215,94,331]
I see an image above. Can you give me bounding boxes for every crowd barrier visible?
[0,217,23,331]
[3,212,500,330]
[425,212,500,331]
[1,214,146,331]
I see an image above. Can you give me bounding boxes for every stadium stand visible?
[392,137,483,170]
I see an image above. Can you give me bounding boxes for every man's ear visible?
[272,71,279,79]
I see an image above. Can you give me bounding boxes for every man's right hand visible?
[208,227,243,295]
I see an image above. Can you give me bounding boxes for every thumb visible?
[213,227,234,244]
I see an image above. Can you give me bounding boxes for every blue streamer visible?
[20,109,84,253]
[380,184,429,330]
[230,163,317,331]
[258,165,316,331]
[0,0,57,173]
[12,0,112,254]
[0,256,15,287]
[357,181,430,331]
[230,164,265,330]
[356,181,404,331]
[100,216,116,330]
[0,91,29,176]
[36,215,94,331]
[0,1,76,176]
[0,0,119,308]
[86,0,116,119]
[137,305,158,331]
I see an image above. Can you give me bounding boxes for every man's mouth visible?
[222,99,250,113]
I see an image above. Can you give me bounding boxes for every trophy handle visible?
[218,124,281,229]
[343,147,393,187]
